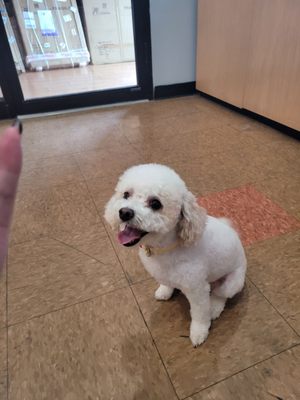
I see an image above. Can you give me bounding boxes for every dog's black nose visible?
[119,207,135,222]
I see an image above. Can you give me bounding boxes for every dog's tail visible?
[218,217,233,227]
[218,217,241,238]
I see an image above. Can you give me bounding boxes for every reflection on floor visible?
[18,62,137,99]
[1,95,300,399]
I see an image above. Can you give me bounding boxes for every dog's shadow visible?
[118,287,248,398]
[149,286,247,349]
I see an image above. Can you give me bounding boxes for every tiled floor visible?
[0,95,299,399]
[19,62,137,99]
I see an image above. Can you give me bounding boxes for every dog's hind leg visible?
[212,264,246,299]
[210,294,226,320]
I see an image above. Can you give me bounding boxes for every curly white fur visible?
[105,164,247,347]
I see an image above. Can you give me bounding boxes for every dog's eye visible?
[123,191,130,199]
[149,198,162,211]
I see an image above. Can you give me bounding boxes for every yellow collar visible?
[140,241,181,257]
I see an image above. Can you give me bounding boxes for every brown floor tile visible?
[3,95,298,399]
[118,97,199,129]
[8,236,127,325]
[226,139,298,183]
[53,222,119,265]
[86,176,119,215]
[117,109,155,130]
[190,345,300,400]
[0,264,6,329]
[74,143,143,181]
[179,150,253,196]
[69,118,129,153]
[276,141,300,170]
[0,329,7,400]
[165,127,296,197]
[132,124,255,162]
[130,135,257,198]
[156,96,200,116]
[247,131,300,177]
[11,181,99,245]
[247,231,300,334]
[121,115,179,146]
[199,185,300,246]
[122,98,233,148]
[227,113,270,133]
[186,95,245,120]
[254,173,300,219]
[21,110,129,161]
[19,154,84,191]
[22,117,74,162]
[108,102,175,132]
[8,288,177,400]
[174,110,225,134]
[231,118,299,158]
[132,279,299,399]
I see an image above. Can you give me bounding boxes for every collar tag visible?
[144,246,152,257]
[140,241,180,257]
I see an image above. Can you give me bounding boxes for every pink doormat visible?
[198,185,300,246]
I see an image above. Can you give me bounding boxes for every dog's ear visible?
[104,193,118,230]
[177,190,207,245]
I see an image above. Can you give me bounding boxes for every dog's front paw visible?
[155,285,174,301]
[190,321,210,347]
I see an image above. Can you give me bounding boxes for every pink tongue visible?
[118,226,143,245]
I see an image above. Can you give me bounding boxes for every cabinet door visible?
[196,0,254,108]
[244,0,300,130]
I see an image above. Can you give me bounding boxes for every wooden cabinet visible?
[196,0,300,131]
[243,0,300,130]
[196,0,254,108]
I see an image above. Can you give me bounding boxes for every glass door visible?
[0,83,9,119]
[0,0,152,117]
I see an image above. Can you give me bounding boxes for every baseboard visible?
[154,81,196,99]
[198,91,299,140]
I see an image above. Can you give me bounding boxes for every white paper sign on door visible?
[37,10,57,36]
[23,12,36,29]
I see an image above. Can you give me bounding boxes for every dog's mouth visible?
[118,225,148,247]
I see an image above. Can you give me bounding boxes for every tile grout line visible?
[246,275,300,338]
[130,287,180,400]
[48,236,113,268]
[13,104,299,398]
[76,158,180,399]
[129,276,153,287]
[72,156,133,285]
[7,283,128,329]
[9,219,101,249]
[182,342,300,400]
[9,234,116,270]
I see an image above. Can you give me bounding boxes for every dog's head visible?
[104,164,207,247]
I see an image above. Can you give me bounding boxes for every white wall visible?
[150,0,197,87]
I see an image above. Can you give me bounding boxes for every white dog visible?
[105,164,247,346]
